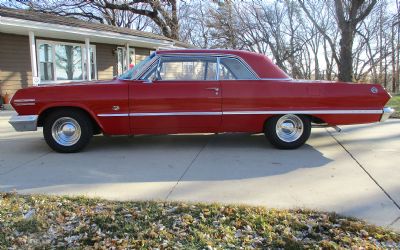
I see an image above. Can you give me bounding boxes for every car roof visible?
[156,49,290,79]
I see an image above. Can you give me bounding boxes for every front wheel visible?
[43,110,93,153]
[264,114,311,149]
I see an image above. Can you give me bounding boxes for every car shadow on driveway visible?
[0,133,332,191]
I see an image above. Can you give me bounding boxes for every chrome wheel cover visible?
[51,117,81,146]
[275,114,304,142]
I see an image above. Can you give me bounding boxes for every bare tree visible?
[178,0,216,48]
[206,0,244,49]
[299,0,377,82]
[3,0,179,39]
[93,0,179,39]
[3,0,400,91]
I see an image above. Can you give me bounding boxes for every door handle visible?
[205,87,219,95]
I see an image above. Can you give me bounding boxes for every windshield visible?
[118,52,156,80]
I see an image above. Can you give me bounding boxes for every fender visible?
[38,102,105,132]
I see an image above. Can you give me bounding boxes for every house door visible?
[116,47,135,75]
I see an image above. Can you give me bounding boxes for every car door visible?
[129,55,222,134]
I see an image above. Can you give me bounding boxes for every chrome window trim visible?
[135,52,296,82]
[260,78,293,81]
[216,57,221,81]
[138,57,161,81]
[137,53,260,80]
[139,55,219,82]
[97,109,384,117]
[138,56,160,80]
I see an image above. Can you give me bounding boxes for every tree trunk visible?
[338,23,354,82]
[170,0,179,40]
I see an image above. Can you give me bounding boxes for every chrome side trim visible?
[97,109,384,118]
[14,99,36,103]
[14,103,36,106]
[130,112,221,117]
[13,99,36,106]
[380,107,395,122]
[223,110,383,115]
[9,115,38,131]
[97,113,129,117]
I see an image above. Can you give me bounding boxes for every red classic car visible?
[9,49,395,153]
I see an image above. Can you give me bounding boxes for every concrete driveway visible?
[0,111,399,231]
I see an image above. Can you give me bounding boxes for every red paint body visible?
[11,50,391,135]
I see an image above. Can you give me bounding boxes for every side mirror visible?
[143,79,153,84]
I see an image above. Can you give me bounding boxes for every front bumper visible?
[9,115,38,131]
[380,107,395,122]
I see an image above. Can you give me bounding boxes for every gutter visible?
[0,16,175,48]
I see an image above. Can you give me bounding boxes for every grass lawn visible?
[1,193,399,249]
[388,94,400,118]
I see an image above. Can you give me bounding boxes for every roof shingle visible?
[0,7,192,48]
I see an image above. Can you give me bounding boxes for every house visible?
[0,7,190,104]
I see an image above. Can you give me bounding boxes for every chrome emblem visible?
[112,106,120,111]
[371,87,378,94]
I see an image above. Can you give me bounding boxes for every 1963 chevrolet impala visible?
[9,49,395,153]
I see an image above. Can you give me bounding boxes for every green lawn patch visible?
[0,192,399,249]
[388,94,400,118]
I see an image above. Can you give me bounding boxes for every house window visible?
[37,40,96,83]
[38,44,53,81]
[55,44,83,81]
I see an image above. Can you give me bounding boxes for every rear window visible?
[219,57,256,80]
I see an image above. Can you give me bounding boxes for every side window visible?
[219,57,256,80]
[143,57,217,81]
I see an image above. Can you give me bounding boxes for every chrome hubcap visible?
[276,115,304,142]
[51,117,81,146]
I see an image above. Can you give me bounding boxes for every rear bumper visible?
[380,107,395,122]
[9,115,38,131]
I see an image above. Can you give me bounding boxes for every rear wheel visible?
[43,110,93,153]
[264,114,311,149]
